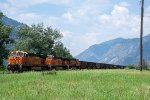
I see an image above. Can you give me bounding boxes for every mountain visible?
[76,35,150,65]
[2,16,24,38]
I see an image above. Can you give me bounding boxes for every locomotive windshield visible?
[10,52,24,57]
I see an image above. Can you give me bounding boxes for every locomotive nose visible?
[14,56,23,64]
[8,56,16,65]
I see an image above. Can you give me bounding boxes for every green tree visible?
[15,23,62,55]
[53,42,73,59]
[15,23,73,58]
[0,12,12,67]
[141,59,149,70]
[126,64,135,69]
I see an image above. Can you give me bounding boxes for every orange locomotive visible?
[45,55,64,70]
[7,51,48,72]
[42,55,79,70]
[7,51,80,72]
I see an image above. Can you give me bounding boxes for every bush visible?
[0,58,3,66]
[126,64,135,69]
[0,65,5,71]
[42,71,57,75]
[0,58,6,71]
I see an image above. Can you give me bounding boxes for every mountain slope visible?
[2,16,24,38]
[76,35,150,65]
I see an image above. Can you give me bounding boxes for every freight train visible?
[7,51,125,72]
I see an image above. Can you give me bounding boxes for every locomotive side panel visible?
[69,59,80,69]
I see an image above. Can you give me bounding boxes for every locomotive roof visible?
[52,56,78,60]
[27,53,47,58]
[11,51,28,54]
[11,51,47,58]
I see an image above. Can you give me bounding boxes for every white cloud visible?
[60,0,110,25]
[62,31,73,38]
[7,0,72,8]
[99,4,141,37]
[0,2,18,17]
[16,13,43,24]
[62,12,75,24]
[99,14,110,24]
[111,5,129,17]
[119,2,130,7]
[110,5,130,28]
[81,32,99,45]
[146,5,150,14]
[16,13,60,27]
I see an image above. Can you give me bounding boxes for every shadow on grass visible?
[41,70,57,76]
[0,70,57,75]
[0,70,12,74]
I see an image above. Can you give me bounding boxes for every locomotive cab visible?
[7,51,27,72]
[8,51,26,65]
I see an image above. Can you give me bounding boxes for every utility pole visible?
[140,0,144,72]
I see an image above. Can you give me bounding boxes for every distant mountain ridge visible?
[76,35,150,65]
[2,16,24,38]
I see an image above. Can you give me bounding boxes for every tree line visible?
[0,12,73,68]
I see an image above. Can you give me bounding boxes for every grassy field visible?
[0,69,150,100]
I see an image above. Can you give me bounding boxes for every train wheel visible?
[51,66,56,70]
[18,64,23,72]
[66,65,69,70]
[53,67,57,70]
[7,65,15,73]
[7,65,10,71]
[72,66,77,70]
[48,65,52,70]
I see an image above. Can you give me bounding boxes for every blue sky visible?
[0,0,150,56]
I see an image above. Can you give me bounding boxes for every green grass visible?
[0,69,150,100]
